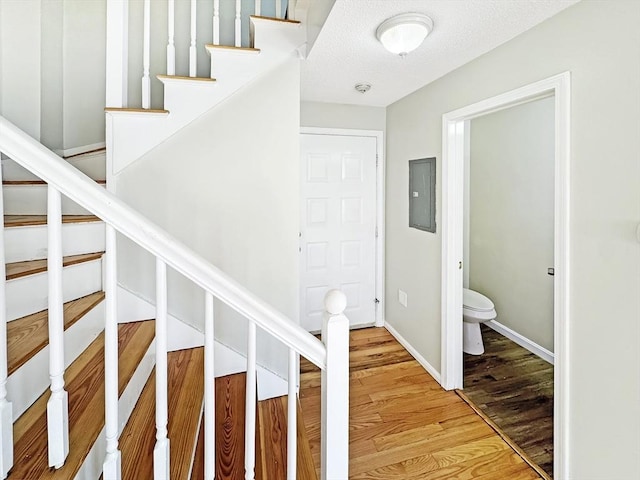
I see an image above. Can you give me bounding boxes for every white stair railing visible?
[113,0,289,110]
[0,115,348,479]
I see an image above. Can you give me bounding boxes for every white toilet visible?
[463,288,497,355]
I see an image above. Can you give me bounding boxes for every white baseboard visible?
[486,320,554,365]
[384,322,441,384]
[117,285,287,400]
[54,142,105,158]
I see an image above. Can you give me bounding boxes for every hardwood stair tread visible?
[63,147,106,160]
[120,347,205,480]
[258,396,317,480]
[157,74,217,83]
[10,321,155,480]
[205,44,261,54]
[8,291,105,376]
[104,107,169,114]
[3,180,106,186]
[6,252,104,281]
[250,15,301,25]
[191,373,248,480]
[4,214,101,228]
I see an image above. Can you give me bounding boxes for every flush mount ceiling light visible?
[376,13,434,57]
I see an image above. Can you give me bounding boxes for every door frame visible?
[440,72,570,479]
[300,127,385,328]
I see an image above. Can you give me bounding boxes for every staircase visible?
[0,1,348,479]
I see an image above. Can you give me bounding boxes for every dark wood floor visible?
[300,327,543,479]
[463,324,554,478]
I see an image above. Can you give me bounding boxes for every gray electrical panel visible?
[409,157,436,233]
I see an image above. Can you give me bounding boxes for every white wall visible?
[0,0,42,141]
[301,101,386,131]
[385,1,640,477]
[62,0,106,150]
[468,97,555,352]
[0,0,105,152]
[116,57,301,377]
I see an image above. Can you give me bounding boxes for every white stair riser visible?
[2,152,106,182]
[7,259,102,321]
[2,185,104,215]
[73,340,155,480]
[250,18,305,52]
[7,301,105,421]
[4,221,105,263]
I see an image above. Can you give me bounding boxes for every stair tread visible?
[8,291,105,376]
[4,214,101,228]
[191,373,247,480]
[6,252,104,281]
[157,74,217,83]
[104,107,169,114]
[63,147,106,160]
[250,15,301,24]
[3,180,106,186]
[205,44,261,53]
[258,397,317,480]
[10,321,155,480]
[120,347,205,480]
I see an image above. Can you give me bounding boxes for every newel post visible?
[320,290,349,480]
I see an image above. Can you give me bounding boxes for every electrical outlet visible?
[398,289,408,307]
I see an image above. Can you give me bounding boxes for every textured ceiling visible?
[301,0,580,107]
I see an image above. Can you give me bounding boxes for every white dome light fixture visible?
[376,13,434,57]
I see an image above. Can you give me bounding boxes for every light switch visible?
[398,289,408,307]
[413,191,419,197]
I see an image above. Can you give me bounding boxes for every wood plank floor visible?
[463,325,554,478]
[299,327,543,479]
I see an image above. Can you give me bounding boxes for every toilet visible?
[463,288,497,355]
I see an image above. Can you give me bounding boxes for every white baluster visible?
[212,0,220,46]
[189,0,197,77]
[0,163,13,480]
[255,0,261,16]
[167,0,175,75]
[47,186,69,469]
[154,259,170,479]
[103,225,122,480]
[106,0,129,108]
[276,0,282,19]
[235,0,242,48]
[244,322,256,480]
[320,290,349,480]
[142,0,151,109]
[287,348,297,480]
[204,292,215,480]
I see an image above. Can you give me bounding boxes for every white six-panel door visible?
[300,133,378,331]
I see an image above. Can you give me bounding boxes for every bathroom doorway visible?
[440,73,570,480]
[463,94,555,476]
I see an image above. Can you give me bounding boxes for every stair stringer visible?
[117,286,289,400]
[106,19,305,176]
[6,300,105,421]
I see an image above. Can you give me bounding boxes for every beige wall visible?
[385,1,640,477]
[116,58,301,377]
[469,97,555,352]
[301,101,386,131]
